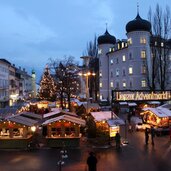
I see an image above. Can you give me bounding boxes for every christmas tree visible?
[38,65,57,101]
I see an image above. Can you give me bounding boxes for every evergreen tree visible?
[38,65,57,101]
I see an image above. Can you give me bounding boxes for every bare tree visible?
[148,4,171,91]
[49,56,81,111]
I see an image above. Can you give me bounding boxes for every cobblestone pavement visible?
[0,129,171,171]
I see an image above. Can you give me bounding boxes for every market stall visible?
[42,111,86,147]
[0,112,40,149]
[141,107,171,127]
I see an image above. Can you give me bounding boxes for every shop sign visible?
[114,91,171,101]
[109,126,119,137]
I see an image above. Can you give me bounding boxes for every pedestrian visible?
[87,151,97,171]
[115,131,121,149]
[151,126,155,146]
[145,128,149,145]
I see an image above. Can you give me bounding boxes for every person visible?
[87,152,97,171]
[145,128,149,145]
[115,132,121,149]
[151,126,155,146]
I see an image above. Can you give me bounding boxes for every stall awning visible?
[128,102,137,107]
[107,119,125,127]
[119,102,128,105]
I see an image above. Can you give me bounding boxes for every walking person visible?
[145,128,149,145]
[87,151,97,171]
[151,126,155,146]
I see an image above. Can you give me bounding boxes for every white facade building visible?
[98,13,171,102]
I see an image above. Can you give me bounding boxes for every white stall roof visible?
[90,111,118,122]
[8,115,38,126]
[147,101,161,105]
[143,107,171,118]
[107,119,125,126]
[42,115,86,126]
[128,102,137,107]
[119,102,128,105]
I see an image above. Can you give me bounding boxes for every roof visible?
[82,103,100,109]
[128,102,137,107]
[90,111,118,122]
[107,118,125,126]
[42,114,86,126]
[142,107,171,118]
[126,13,151,33]
[7,114,38,126]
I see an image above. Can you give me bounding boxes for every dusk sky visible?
[0,0,170,81]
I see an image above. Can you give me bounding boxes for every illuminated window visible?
[129,53,132,60]
[141,50,146,58]
[122,55,126,62]
[128,38,132,45]
[161,42,164,47]
[116,82,119,89]
[118,43,120,49]
[141,80,146,87]
[99,72,102,77]
[100,95,103,100]
[141,65,146,74]
[155,41,157,46]
[110,82,114,88]
[140,37,146,44]
[98,49,102,54]
[123,81,126,88]
[129,67,133,74]
[100,82,102,88]
[110,59,113,64]
[116,69,119,76]
[122,42,124,48]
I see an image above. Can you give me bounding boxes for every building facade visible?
[98,13,171,102]
[0,59,36,107]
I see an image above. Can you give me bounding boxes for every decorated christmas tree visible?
[38,65,57,101]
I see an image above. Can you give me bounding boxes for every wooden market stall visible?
[141,107,171,127]
[90,111,125,137]
[0,112,40,149]
[42,109,86,147]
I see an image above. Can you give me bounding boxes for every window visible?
[140,37,146,44]
[122,55,126,62]
[128,38,132,45]
[99,72,102,77]
[122,42,124,48]
[116,69,119,76]
[123,69,126,76]
[129,53,132,60]
[130,81,132,88]
[129,67,133,74]
[116,82,119,89]
[123,81,126,88]
[110,59,113,64]
[141,80,146,87]
[100,82,102,88]
[118,43,120,50]
[111,71,113,78]
[116,58,119,64]
[141,65,146,74]
[98,49,102,55]
[155,41,157,46]
[141,50,146,59]
[161,42,164,47]
[110,81,114,88]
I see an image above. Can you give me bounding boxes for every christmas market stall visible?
[141,106,171,128]
[42,109,86,147]
[90,111,125,137]
[0,112,41,149]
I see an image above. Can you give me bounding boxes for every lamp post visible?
[80,56,96,115]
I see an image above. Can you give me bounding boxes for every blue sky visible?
[0,0,170,81]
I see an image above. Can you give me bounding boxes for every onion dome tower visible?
[98,29,116,45]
